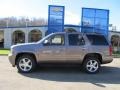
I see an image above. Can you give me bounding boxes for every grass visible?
[112,51,120,58]
[113,51,120,54]
[113,54,120,58]
[0,49,10,55]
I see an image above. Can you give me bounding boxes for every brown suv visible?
[8,32,113,74]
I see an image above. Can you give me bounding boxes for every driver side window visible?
[44,34,65,46]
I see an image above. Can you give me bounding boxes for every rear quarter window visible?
[86,34,109,45]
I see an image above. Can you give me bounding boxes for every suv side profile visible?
[8,32,113,74]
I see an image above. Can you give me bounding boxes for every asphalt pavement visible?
[0,56,120,90]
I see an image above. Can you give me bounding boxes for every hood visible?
[11,43,38,50]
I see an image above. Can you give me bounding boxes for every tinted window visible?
[86,35,108,45]
[68,34,85,46]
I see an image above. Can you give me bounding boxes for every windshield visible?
[37,33,54,44]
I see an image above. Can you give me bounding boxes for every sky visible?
[0,0,119,29]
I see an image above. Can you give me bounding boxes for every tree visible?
[0,17,47,27]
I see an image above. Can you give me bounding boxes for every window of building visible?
[0,31,4,47]
[12,31,25,44]
[29,30,42,42]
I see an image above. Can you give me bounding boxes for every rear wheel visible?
[16,55,36,73]
[82,57,100,74]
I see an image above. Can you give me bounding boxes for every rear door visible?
[66,33,86,62]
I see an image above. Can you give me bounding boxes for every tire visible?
[82,57,100,74]
[16,55,37,73]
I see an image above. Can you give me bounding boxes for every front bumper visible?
[8,53,16,67]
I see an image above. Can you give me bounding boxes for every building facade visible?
[0,25,120,48]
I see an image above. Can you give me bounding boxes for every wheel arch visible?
[82,53,103,64]
[15,52,37,65]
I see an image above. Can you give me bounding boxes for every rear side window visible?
[68,34,85,46]
[86,35,108,45]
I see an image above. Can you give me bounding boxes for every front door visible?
[39,34,66,62]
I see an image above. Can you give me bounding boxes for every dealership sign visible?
[81,8,109,37]
[47,5,65,35]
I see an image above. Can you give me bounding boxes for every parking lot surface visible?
[0,56,120,90]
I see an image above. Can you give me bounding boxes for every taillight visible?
[109,46,112,56]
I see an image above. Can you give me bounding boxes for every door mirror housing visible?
[43,40,50,46]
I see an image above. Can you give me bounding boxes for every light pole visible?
[25,18,29,43]
[25,18,29,28]
[5,18,9,28]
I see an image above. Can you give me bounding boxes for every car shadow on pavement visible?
[21,65,120,87]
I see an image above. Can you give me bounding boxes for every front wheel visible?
[82,57,100,74]
[16,55,36,73]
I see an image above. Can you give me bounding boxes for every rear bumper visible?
[8,53,16,67]
[102,56,113,64]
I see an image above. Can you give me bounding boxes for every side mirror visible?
[43,40,50,46]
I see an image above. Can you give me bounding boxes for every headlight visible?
[10,47,15,54]
[10,45,16,54]
[10,48,13,54]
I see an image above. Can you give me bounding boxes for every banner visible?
[81,8,109,37]
[47,5,65,35]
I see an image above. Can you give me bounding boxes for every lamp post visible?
[25,18,29,28]
[5,18,9,28]
[25,18,29,43]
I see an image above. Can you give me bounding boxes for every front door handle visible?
[42,50,52,54]
[55,50,60,54]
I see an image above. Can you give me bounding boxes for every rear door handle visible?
[82,48,86,50]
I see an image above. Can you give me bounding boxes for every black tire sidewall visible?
[16,55,36,73]
[83,57,100,74]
